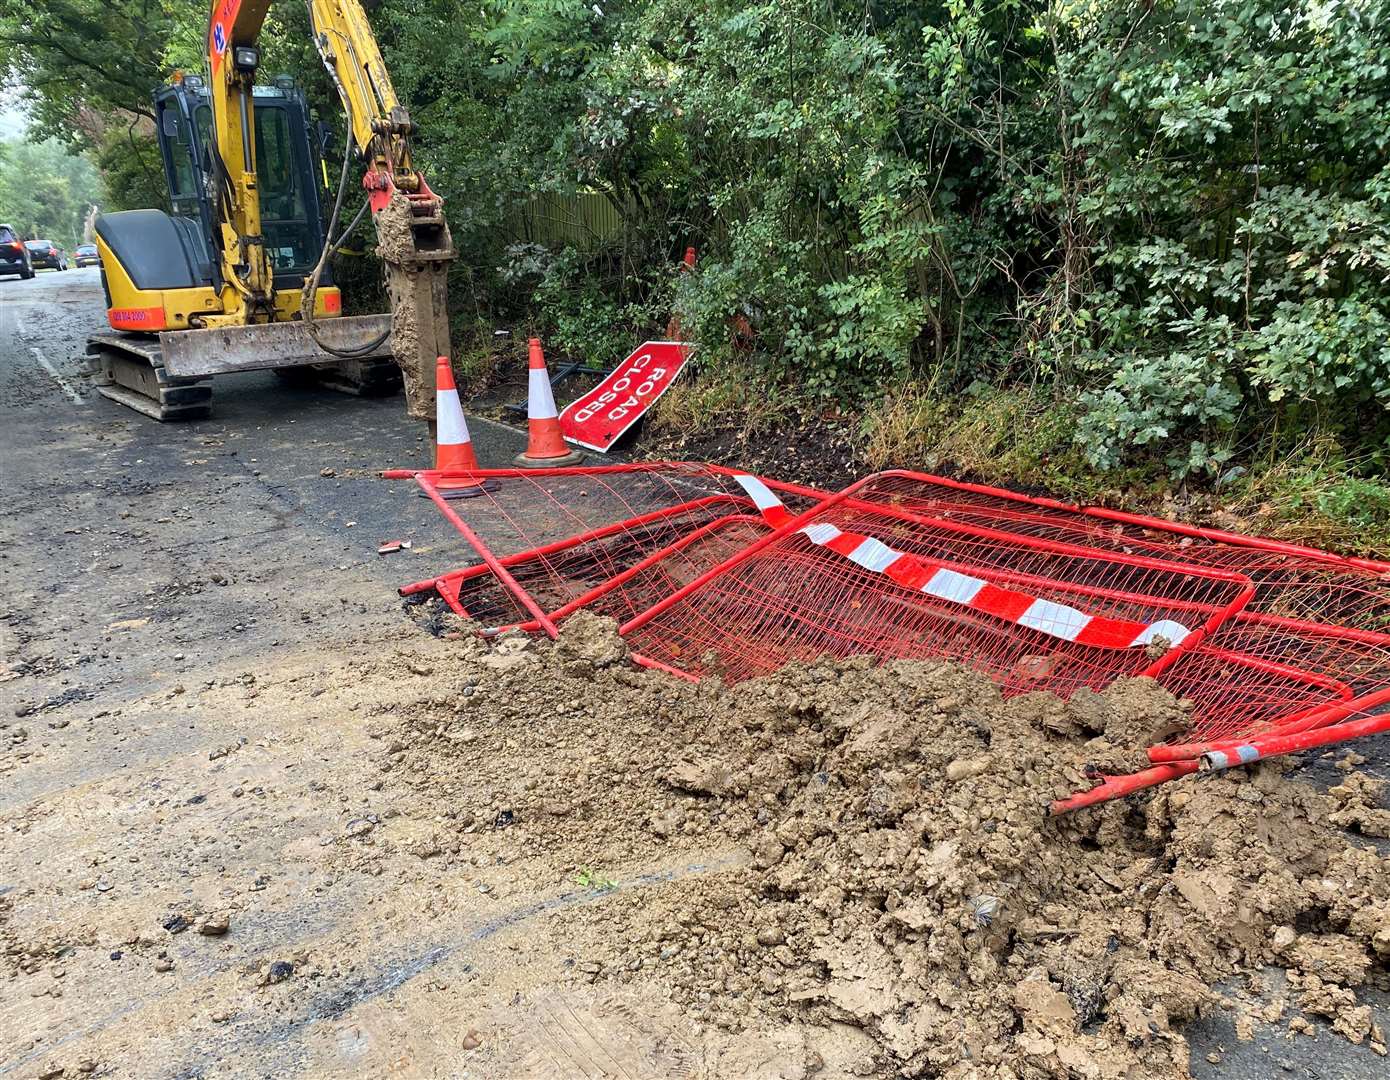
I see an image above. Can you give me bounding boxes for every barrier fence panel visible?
[388,462,1390,811]
[386,462,828,651]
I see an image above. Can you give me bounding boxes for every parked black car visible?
[74,243,101,268]
[24,240,67,271]
[0,223,34,279]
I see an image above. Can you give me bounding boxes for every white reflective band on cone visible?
[528,367,559,420]
[436,388,470,445]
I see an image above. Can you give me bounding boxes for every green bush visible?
[518,246,651,367]
[15,0,1390,500]
[1078,348,1243,475]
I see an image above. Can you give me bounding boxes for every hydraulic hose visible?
[300,118,392,359]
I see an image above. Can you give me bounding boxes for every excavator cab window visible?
[158,100,200,205]
[194,105,213,172]
[253,105,314,273]
[151,89,219,287]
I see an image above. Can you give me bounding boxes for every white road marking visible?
[32,346,85,405]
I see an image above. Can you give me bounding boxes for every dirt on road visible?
[5,605,1390,1078]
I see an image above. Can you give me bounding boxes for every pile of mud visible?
[384,610,1390,1077]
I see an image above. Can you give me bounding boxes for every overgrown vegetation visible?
[394,0,1390,552]
[5,0,1390,548]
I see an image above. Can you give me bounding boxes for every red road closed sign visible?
[559,341,694,452]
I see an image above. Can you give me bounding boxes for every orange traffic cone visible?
[666,248,697,340]
[432,356,494,499]
[514,338,584,468]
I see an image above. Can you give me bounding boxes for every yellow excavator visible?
[88,0,452,421]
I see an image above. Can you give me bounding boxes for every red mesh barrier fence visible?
[392,464,817,661]
[385,462,1390,811]
[620,499,1255,690]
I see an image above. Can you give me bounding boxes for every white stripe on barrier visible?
[733,474,785,513]
[847,536,899,573]
[436,389,470,445]
[800,522,843,545]
[739,480,1193,651]
[1204,744,1259,771]
[922,567,986,605]
[528,367,559,420]
[1128,619,1190,648]
[1017,598,1089,641]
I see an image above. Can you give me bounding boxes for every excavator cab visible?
[95,75,331,331]
[155,78,327,289]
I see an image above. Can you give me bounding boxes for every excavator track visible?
[275,356,402,397]
[306,356,402,396]
[87,333,213,422]
[88,318,400,422]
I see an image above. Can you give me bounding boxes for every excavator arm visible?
[202,0,276,324]
[303,0,455,417]
[201,0,454,418]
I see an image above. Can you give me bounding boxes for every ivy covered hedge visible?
[7,0,1390,483]
[360,0,1390,479]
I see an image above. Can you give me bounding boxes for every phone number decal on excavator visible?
[108,306,167,331]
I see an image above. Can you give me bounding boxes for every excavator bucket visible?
[158,314,394,378]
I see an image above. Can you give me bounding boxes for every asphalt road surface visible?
[0,268,1386,1078]
[0,268,545,1077]
[0,266,531,734]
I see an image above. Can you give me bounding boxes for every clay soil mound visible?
[377,610,1390,1078]
[15,609,1381,1076]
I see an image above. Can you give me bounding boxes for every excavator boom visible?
[193,0,454,418]
[304,0,455,417]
